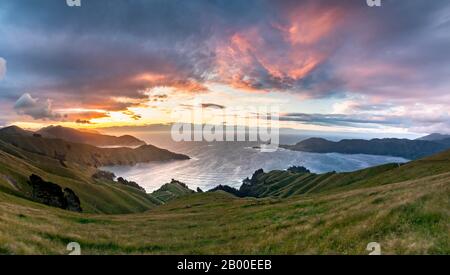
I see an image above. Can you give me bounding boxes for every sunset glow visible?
[0,0,449,135]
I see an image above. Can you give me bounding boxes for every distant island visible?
[281,134,450,160]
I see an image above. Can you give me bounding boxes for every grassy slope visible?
[151,180,195,203]
[242,150,450,198]
[0,171,448,255]
[0,139,160,214]
[0,133,188,167]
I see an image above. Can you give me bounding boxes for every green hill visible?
[151,179,195,203]
[232,150,450,198]
[0,138,163,214]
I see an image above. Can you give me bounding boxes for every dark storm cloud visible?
[13,93,60,120]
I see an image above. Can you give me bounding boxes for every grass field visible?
[0,170,448,255]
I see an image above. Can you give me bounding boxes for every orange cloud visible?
[68,111,110,124]
[132,73,208,94]
[280,5,343,46]
[214,4,344,93]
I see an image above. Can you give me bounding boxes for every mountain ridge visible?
[0,126,189,168]
[37,125,146,147]
[281,137,450,159]
[417,133,450,142]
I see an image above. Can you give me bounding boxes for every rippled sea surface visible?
[104,133,408,192]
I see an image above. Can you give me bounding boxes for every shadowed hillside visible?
[417,133,450,142]
[0,126,189,167]
[37,125,146,147]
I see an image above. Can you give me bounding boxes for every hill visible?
[0,125,34,136]
[417,133,450,141]
[151,179,196,203]
[0,127,189,167]
[37,125,146,147]
[0,138,162,214]
[281,137,450,159]
[213,150,450,199]
[0,126,190,214]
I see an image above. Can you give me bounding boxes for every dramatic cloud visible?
[214,2,346,94]
[0,57,6,80]
[14,93,60,120]
[0,0,449,133]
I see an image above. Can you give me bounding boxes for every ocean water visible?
[103,132,408,192]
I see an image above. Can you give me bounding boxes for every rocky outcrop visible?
[92,170,116,182]
[117,177,146,192]
[63,188,82,212]
[208,169,266,198]
[92,170,146,192]
[287,166,311,173]
[28,174,82,212]
[241,169,264,187]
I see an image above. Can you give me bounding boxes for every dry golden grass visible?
[0,172,448,255]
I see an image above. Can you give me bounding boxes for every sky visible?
[0,0,449,136]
